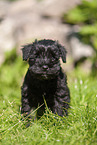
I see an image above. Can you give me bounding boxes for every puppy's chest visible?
[29,79,57,96]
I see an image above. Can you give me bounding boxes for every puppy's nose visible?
[42,65,48,70]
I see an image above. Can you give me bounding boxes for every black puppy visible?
[21,39,70,118]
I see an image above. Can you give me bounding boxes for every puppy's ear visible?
[21,44,32,61]
[56,41,67,63]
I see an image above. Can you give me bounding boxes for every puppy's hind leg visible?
[21,85,36,127]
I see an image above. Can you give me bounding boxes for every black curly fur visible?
[21,39,70,118]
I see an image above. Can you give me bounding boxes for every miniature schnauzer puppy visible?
[21,39,70,118]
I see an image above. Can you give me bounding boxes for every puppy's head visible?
[22,39,67,80]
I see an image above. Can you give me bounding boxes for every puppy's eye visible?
[50,53,58,61]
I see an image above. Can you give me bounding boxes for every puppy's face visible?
[29,44,60,79]
[22,39,67,80]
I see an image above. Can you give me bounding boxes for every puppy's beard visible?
[29,69,59,80]
[41,72,59,79]
[29,64,60,80]
[32,73,58,80]
[40,74,49,80]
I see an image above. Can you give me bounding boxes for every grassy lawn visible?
[0,50,97,145]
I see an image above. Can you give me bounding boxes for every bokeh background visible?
[0,0,96,75]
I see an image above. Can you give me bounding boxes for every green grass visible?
[0,50,97,145]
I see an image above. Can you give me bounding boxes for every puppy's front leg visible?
[21,84,31,117]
